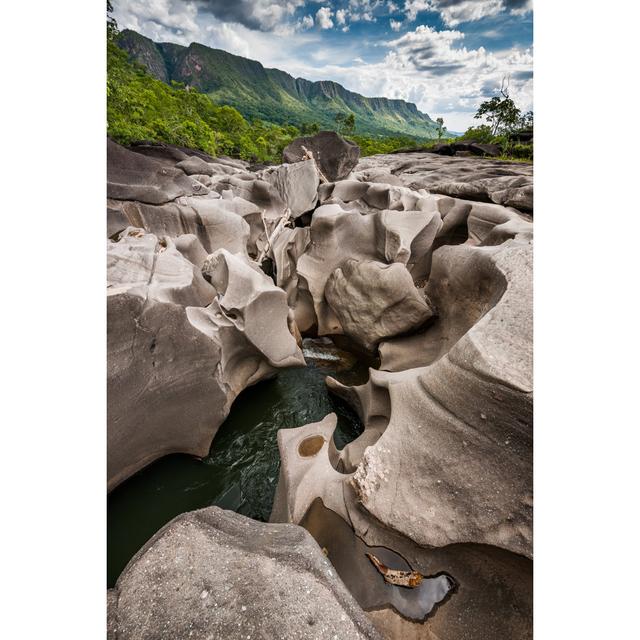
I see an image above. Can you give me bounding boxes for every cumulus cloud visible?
[404,0,532,27]
[316,7,334,29]
[298,14,314,30]
[390,18,403,31]
[281,22,532,130]
[195,0,306,31]
[336,9,347,25]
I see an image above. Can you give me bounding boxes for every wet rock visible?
[107,231,303,490]
[300,499,455,621]
[325,259,435,351]
[109,507,382,640]
[283,131,360,181]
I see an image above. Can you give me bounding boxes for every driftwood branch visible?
[257,207,292,263]
[500,74,510,99]
[301,145,329,184]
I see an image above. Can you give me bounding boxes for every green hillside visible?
[116,29,439,139]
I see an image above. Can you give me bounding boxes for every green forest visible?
[107,34,428,163]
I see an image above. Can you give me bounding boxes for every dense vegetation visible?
[458,85,533,160]
[116,28,441,140]
[107,33,430,162]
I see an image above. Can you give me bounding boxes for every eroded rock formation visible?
[106,137,533,639]
[354,152,533,213]
[107,227,304,491]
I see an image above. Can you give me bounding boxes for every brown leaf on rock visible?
[366,553,424,588]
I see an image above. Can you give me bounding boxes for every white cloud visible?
[390,19,403,31]
[316,7,334,29]
[336,9,347,25]
[280,23,532,130]
[404,0,532,27]
[298,14,314,30]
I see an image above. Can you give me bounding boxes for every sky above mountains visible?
[113,1,533,132]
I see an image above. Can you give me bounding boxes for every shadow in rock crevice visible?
[299,499,456,623]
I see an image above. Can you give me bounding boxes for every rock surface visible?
[325,259,435,350]
[331,238,533,557]
[259,159,319,218]
[106,138,533,640]
[354,152,533,213]
[430,141,501,157]
[108,507,382,640]
[107,229,304,490]
[283,130,360,181]
[107,138,204,204]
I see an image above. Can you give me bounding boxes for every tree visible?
[335,112,356,136]
[107,1,118,40]
[436,117,445,140]
[518,110,533,130]
[301,122,320,135]
[474,77,521,136]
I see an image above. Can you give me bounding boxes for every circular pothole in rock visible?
[298,435,325,457]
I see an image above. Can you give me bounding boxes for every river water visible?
[107,338,369,587]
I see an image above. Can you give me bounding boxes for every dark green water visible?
[107,339,369,587]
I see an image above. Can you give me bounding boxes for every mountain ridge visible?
[117,29,439,139]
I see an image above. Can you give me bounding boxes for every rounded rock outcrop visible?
[283,130,360,181]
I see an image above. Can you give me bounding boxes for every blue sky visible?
[113,1,533,132]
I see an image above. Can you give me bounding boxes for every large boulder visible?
[325,259,435,351]
[283,131,360,181]
[259,159,319,218]
[107,138,204,205]
[108,507,382,640]
[292,204,442,335]
[107,230,304,490]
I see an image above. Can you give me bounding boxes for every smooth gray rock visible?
[107,138,203,205]
[109,507,382,640]
[283,131,360,181]
[354,152,533,213]
[107,231,304,490]
[325,259,435,351]
[260,159,319,218]
[293,204,442,335]
[106,196,254,256]
[339,239,533,557]
[176,155,215,176]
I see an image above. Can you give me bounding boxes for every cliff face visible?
[117,29,439,139]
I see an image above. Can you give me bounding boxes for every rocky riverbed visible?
[107,131,532,640]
